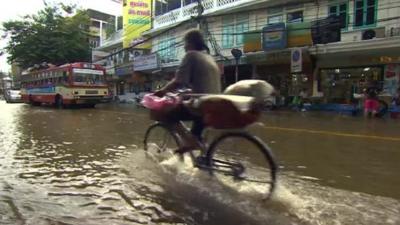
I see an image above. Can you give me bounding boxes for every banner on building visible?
[133,54,159,71]
[262,23,287,51]
[287,22,313,48]
[311,15,341,44]
[243,30,262,53]
[291,48,302,73]
[123,0,152,48]
[383,64,400,95]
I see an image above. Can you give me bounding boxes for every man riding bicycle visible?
[154,29,221,152]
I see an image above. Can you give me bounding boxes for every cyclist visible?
[154,29,221,153]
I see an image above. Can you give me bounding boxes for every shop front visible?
[246,49,313,105]
[115,63,134,96]
[311,36,400,106]
[318,66,383,104]
[220,61,253,89]
[133,53,164,91]
[242,22,314,105]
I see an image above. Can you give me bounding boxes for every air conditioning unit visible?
[361,27,385,40]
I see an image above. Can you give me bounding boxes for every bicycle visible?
[143,93,278,199]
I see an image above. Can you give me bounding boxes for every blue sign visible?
[115,65,134,76]
[27,85,55,94]
[262,23,287,51]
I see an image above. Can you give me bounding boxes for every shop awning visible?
[310,36,400,68]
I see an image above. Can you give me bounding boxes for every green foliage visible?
[2,3,91,69]
[105,17,116,39]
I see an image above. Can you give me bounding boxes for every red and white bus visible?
[20,62,110,107]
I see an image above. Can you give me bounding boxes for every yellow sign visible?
[123,0,152,48]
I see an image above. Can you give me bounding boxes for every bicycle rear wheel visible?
[143,123,180,162]
[205,132,278,199]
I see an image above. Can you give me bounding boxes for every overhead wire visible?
[94,1,400,63]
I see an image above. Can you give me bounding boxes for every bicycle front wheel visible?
[205,132,278,199]
[143,123,179,162]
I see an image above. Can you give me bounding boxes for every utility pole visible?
[196,0,205,30]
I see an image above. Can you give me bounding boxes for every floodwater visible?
[0,100,399,225]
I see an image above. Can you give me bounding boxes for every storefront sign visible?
[106,67,115,76]
[243,30,262,53]
[123,0,151,48]
[246,51,290,65]
[262,23,287,51]
[133,54,159,71]
[383,64,400,95]
[288,22,313,47]
[291,48,302,73]
[115,64,134,76]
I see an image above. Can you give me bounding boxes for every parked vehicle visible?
[5,89,23,103]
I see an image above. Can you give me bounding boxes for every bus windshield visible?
[72,68,105,85]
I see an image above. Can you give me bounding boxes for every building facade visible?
[87,9,122,49]
[142,0,400,105]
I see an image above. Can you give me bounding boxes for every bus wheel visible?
[55,96,64,109]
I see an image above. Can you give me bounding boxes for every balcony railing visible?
[153,0,253,29]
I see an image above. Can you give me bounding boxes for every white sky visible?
[0,0,122,73]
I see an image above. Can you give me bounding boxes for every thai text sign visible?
[133,54,159,71]
[123,0,151,48]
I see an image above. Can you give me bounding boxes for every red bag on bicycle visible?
[198,95,260,129]
[142,93,182,121]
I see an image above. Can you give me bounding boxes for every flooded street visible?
[1,100,399,225]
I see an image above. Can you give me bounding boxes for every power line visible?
[93,19,192,63]
[94,1,400,63]
[205,4,400,33]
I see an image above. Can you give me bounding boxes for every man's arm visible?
[154,78,182,97]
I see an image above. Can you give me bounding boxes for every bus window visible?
[63,71,68,82]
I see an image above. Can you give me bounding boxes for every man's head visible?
[183,29,209,53]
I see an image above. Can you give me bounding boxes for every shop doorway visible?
[117,82,125,95]
[222,65,252,88]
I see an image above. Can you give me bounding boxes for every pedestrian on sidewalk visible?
[364,86,379,118]
[392,88,400,106]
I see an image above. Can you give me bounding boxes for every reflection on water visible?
[0,101,399,225]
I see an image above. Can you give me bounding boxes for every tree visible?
[2,3,91,69]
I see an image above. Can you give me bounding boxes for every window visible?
[184,0,197,5]
[287,11,303,23]
[329,3,348,29]
[158,37,177,62]
[155,0,167,16]
[354,0,377,27]
[222,15,235,48]
[268,15,284,25]
[236,14,249,46]
[155,0,181,16]
[267,6,303,25]
[63,71,68,82]
[168,0,181,11]
[222,14,249,48]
